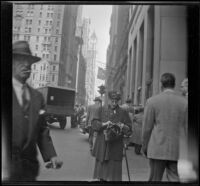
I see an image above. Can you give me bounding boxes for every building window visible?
[51,13,53,18]
[56,29,59,34]
[54,55,56,61]
[38,28,40,32]
[52,75,55,82]
[24,35,26,40]
[46,20,49,25]
[50,20,52,25]
[38,20,41,25]
[48,37,51,42]
[45,29,47,34]
[47,13,50,17]
[29,28,31,33]
[57,21,60,27]
[34,64,36,70]
[42,54,45,58]
[40,12,42,17]
[55,46,57,52]
[26,19,28,25]
[46,54,49,59]
[36,36,39,42]
[35,45,38,50]
[30,19,32,24]
[33,74,35,80]
[49,29,51,32]
[44,36,47,41]
[53,65,56,71]
[55,37,58,43]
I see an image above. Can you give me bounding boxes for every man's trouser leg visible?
[166,161,179,181]
[148,159,166,181]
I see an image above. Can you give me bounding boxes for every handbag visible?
[104,123,122,141]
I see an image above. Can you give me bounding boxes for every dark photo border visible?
[1,1,199,186]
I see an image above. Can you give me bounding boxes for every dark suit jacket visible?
[11,85,57,180]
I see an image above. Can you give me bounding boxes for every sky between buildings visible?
[82,5,112,96]
[82,5,112,65]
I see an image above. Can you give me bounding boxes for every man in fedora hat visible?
[86,96,102,152]
[11,41,62,181]
[92,91,132,181]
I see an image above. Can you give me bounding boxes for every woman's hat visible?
[108,91,121,101]
[13,40,41,63]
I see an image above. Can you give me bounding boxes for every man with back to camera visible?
[142,73,188,181]
[86,97,102,152]
[11,40,63,181]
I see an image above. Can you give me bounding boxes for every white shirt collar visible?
[12,77,23,89]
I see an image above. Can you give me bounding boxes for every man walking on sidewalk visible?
[142,73,188,181]
[86,97,102,152]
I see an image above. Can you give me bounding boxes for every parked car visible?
[37,86,76,129]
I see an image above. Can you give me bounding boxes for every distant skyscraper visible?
[85,31,97,105]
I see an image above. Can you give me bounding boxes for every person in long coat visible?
[142,73,188,181]
[131,106,144,154]
[11,41,62,181]
[92,91,132,181]
[86,97,102,152]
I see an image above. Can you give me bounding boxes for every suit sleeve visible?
[37,92,57,162]
[142,99,155,153]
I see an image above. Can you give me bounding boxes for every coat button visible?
[24,115,29,119]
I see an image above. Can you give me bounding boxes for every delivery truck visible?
[37,86,76,129]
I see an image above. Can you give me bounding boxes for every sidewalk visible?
[122,146,150,181]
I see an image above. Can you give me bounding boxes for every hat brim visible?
[13,53,41,63]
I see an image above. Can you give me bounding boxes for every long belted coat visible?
[11,86,57,181]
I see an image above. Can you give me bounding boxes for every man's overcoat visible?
[12,86,57,180]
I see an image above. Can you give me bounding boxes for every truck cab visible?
[37,86,76,129]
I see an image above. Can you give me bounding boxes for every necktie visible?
[22,84,30,113]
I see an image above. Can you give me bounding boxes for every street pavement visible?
[37,122,150,181]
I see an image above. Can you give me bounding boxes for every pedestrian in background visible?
[120,98,135,148]
[86,97,102,152]
[92,91,132,181]
[142,73,188,181]
[11,41,63,181]
[180,78,188,98]
[131,106,144,155]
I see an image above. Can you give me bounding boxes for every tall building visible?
[126,5,188,105]
[106,5,188,106]
[85,31,98,105]
[12,4,80,89]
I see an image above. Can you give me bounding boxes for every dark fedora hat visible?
[94,96,102,102]
[13,40,41,63]
[108,91,121,101]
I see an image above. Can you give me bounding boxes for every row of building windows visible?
[26,19,32,25]
[25,27,32,33]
